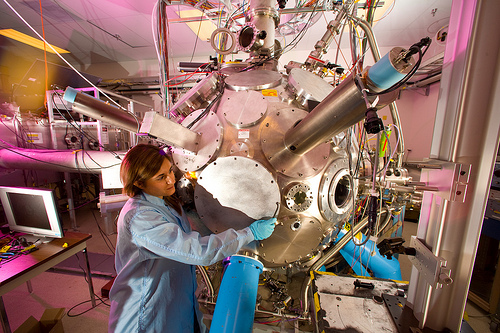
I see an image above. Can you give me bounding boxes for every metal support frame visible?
[64,172,77,230]
[420,160,471,203]
[408,236,453,289]
[83,248,97,307]
[406,0,500,331]
[0,296,10,333]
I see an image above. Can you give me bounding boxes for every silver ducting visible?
[282,73,368,157]
[63,87,140,133]
[63,87,202,152]
[0,148,123,173]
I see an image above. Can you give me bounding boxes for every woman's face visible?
[136,158,176,198]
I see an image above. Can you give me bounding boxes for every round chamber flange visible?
[261,108,330,178]
[225,70,282,91]
[220,62,248,75]
[318,158,358,225]
[287,68,334,107]
[210,28,236,55]
[219,90,268,128]
[194,156,281,233]
[237,22,263,52]
[227,139,254,158]
[172,109,222,172]
[285,183,313,212]
[259,214,324,266]
[169,73,219,120]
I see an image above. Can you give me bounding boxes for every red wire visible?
[165,65,210,87]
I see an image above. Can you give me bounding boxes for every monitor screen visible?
[0,186,64,242]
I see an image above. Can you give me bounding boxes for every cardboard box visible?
[13,316,41,333]
[40,308,65,333]
[46,319,63,333]
[101,277,116,298]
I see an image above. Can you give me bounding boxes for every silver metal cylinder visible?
[354,18,405,168]
[283,74,367,156]
[246,0,278,51]
[0,148,123,173]
[305,6,348,68]
[71,91,140,133]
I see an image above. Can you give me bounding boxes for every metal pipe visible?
[354,18,405,168]
[304,6,349,69]
[64,87,202,153]
[0,148,123,173]
[196,265,215,302]
[246,0,278,52]
[376,208,395,236]
[168,6,333,23]
[282,40,408,161]
[283,74,369,156]
[63,87,140,133]
[200,300,309,321]
[301,207,390,315]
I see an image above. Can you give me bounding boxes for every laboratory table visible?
[0,232,96,333]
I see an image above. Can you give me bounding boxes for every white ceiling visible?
[0,0,452,81]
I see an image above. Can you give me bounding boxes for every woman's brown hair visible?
[120,144,182,214]
[121,144,164,197]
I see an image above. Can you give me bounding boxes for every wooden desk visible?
[0,232,96,333]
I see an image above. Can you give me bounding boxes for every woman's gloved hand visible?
[249,218,277,240]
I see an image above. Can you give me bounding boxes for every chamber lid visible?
[288,68,333,104]
[225,69,282,91]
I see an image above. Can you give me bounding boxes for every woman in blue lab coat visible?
[108,144,276,333]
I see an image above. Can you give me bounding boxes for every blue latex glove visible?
[249,218,277,240]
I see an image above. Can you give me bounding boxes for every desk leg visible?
[83,248,96,307]
[26,280,33,294]
[0,296,11,333]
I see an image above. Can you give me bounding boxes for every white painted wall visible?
[378,83,441,163]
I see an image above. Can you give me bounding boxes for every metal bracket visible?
[419,159,471,202]
[408,236,453,289]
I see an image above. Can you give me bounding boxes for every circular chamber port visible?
[334,175,351,208]
[319,160,358,224]
[285,183,313,212]
[290,219,301,231]
[239,25,255,49]
[327,169,354,214]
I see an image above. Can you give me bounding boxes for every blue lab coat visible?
[108,192,255,333]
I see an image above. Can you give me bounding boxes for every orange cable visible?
[39,0,48,107]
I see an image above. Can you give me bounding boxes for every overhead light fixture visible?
[178,10,217,41]
[0,29,70,54]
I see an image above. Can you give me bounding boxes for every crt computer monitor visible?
[0,186,64,243]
